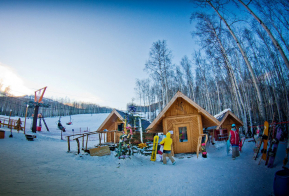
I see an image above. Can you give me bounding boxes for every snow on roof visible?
[214,108,231,120]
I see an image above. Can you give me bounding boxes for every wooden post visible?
[76,138,80,154]
[114,131,116,144]
[67,136,71,152]
[85,134,89,150]
[9,110,13,138]
[82,134,84,149]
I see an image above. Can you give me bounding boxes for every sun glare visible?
[0,63,33,96]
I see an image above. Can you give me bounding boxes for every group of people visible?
[158,123,241,164]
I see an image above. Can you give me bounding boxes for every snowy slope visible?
[0,114,287,196]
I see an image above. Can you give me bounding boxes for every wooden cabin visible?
[146,91,220,154]
[97,109,150,143]
[205,109,243,141]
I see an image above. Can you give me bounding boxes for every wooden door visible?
[174,123,192,153]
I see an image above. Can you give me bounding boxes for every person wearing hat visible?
[228,124,240,160]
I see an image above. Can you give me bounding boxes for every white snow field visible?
[0,113,287,196]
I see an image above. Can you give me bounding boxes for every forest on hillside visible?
[0,88,112,118]
[134,0,289,130]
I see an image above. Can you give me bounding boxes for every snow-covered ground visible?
[0,113,287,196]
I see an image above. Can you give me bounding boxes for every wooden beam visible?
[67,136,71,152]
[82,134,85,149]
[85,134,89,151]
[76,138,80,154]
[114,131,116,144]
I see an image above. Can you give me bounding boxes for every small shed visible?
[206,109,244,141]
[146,91,220,154]
[97,109,150,143]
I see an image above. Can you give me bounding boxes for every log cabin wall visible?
[106,122,116,142]
[221,116,240,133]
[161,98,204,154]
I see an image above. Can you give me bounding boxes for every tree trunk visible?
[238,0,289,70]
[207,1,266,121]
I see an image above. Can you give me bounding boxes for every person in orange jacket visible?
[159,132,176,165]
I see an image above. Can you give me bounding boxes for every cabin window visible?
[118,123,123,131]
[179,127,188,142]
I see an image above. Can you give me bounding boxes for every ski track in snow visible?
[0,114,286,196]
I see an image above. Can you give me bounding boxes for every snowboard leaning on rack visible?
[267,127,282,168]
[265,122,276,165]
[259,121,270,165]
[150,135,159,161]
[253,137,262,160]
[253,121,269,160]
[283,128,289,168]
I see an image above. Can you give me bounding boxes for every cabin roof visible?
[146,91,220,133]
[206,110,244,131]
[97,109,150,132]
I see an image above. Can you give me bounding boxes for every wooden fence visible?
[0,117,24,130]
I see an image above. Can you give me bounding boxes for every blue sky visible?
[0,0,198,110]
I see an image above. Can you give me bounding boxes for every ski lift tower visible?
[29,87,49,133]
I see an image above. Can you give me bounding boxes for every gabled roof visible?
[206,109,243,130]
[97,109,124,132]
[97,109,150,131]
[216,110,243,129]
[146,91,220,133]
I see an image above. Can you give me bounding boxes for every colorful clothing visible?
[160,132,175,164]
[230,129,240,146]
[160,132,173,151]
[229,128,240,159]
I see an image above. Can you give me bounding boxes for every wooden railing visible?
[0,117,24,131]
[66,130,119,154]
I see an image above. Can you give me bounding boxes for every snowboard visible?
[150,135,159,161]
[265,122,276,165]
[253,137,262,160]
[253,121,269,160]
[283,127,289,168]
[267,127,282,168]
[260,121,269,161]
